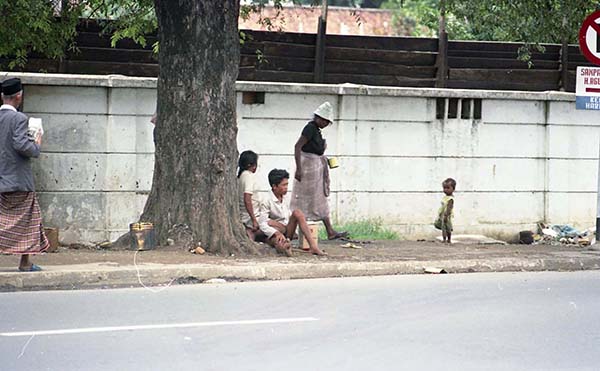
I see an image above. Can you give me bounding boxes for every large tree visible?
[2,0,268,254]
[142,0,256,255]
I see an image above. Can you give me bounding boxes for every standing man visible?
[0,78,49,271]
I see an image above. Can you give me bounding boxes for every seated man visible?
[259,169,326,256]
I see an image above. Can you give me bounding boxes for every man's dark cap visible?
[1,78,22,96]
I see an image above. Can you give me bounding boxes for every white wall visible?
[4,73,597,244]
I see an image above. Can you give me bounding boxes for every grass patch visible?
[317,218,400,240]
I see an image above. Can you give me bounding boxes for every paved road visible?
[1,271,599,371]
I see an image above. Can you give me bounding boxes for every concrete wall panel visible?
[237,118,315,155]
[33,153,106,191]
[546,192,596,227]
[32,113,107,153]
[105,154,138,191]
[108,88,156,115]
[337,120,433,157]
[547,125,600,159]
[237,92,337,120]
[482,100,544,124]
[8,74,594,243]
[24,86,107,114]
[548,101,600,126]
[547,159,597,192]
[476,123,545,158]
[106,193,147,230]
[355,96,432,122]
[38,192,106,244]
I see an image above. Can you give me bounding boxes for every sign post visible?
[597,143,600,242]
[578,11,600,242]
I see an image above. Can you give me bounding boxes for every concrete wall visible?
[4,73,598,244]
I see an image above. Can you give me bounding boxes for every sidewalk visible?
[1,240,600,291]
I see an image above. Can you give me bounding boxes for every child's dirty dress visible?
[434,195,454,232]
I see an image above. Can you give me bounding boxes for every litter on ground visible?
[436,234,507,245]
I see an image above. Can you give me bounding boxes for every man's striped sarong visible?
[0,192,49,254]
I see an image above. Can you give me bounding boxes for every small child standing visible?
[434,178,456,243]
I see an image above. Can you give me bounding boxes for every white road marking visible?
[0,317,319,337]
[17,335,35,359]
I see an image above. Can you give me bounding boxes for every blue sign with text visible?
[576,96,600,110]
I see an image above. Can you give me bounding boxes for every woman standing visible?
[291,102,347,240]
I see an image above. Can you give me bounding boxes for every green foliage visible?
[317,218,400,240]
[1,0,298,68]
[451,0,597,44]
[4,0,596,69]
[83,0,157,48]
[0,0,81,68]
[0,0,157,68]
[383,0,599,44]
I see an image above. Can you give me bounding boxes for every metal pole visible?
[596,137,600,242]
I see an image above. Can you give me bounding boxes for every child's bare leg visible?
[442,230,448,243]
[288,210,326,255]
[446,231,452,244]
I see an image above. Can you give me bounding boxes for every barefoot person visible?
[291,102,347,240]
[259,169,326,256]
[0,78,49,271]
[434,178,456,244]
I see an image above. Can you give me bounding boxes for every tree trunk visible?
[142,0,258,255]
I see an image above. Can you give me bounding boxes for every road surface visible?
[1,271,599,370]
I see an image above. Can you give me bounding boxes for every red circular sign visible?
[579,10,600,65]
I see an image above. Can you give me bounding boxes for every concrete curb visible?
[2,256,600,291]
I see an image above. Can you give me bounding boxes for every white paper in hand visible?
[28,117,44,139]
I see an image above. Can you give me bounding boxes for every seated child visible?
[434,178,456,243]
[237,150,264,241]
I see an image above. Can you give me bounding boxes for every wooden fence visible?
[2,20,594,92]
